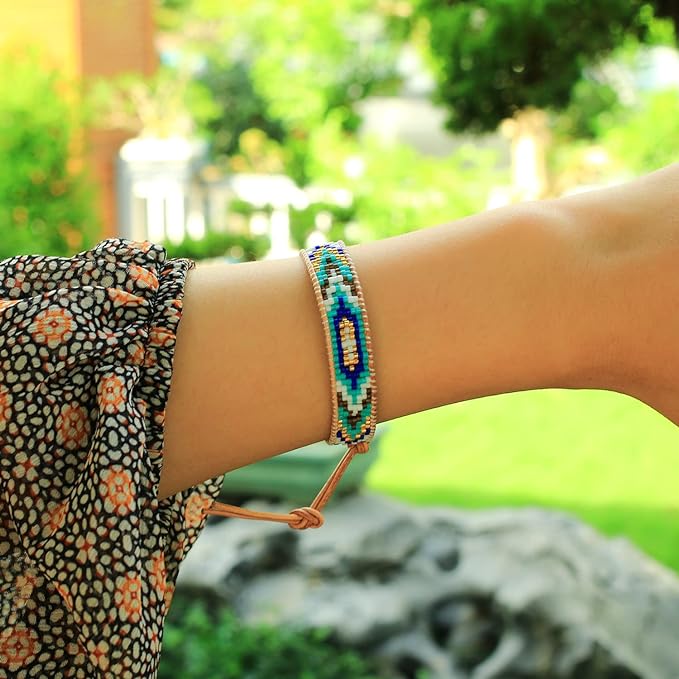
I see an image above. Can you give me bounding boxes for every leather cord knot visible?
[288,506,324,530]
[205,440,373,529]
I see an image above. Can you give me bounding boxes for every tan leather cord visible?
[205,441,370,530]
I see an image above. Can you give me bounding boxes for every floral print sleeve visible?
[0,237,226,678]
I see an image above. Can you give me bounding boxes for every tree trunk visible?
[500,106,551,202]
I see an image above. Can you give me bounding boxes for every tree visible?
[154,0,403,184]
[194,58,287,160]
[413,0,665,198]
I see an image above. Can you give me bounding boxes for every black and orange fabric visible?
[0,237,225,677]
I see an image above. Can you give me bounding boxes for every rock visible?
[374,630,464,679]
[176,514,297,598]
[177,492,679,679]
[295,493,422,578]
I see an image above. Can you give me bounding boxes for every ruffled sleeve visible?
[0,237,226,678]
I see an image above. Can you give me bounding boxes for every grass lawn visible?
[364,387,679,574]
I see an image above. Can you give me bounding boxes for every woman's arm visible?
[158,163,679,500]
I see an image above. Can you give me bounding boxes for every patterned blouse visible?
[0,237,225,677]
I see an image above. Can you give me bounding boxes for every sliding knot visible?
[351,441,370,454]
[288,506,324,530]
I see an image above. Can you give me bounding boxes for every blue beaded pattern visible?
[300,240,377,447]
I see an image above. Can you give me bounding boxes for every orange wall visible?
[79,0,157,78]
[0,0,157,79]
[78,0,158,238]
[0,1,79,76]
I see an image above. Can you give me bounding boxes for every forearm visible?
[347,200,608,413]
[158,196,614,500]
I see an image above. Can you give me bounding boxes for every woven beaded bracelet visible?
[205,240,378,530]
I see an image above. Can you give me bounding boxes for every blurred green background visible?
[1,1,678,677]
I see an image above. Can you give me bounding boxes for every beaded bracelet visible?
[205,240,378,530]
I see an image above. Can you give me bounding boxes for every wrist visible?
[509,195,630,395]
[551,178,677,401]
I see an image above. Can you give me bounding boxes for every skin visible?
[157,162,679,501]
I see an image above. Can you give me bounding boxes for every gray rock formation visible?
[177,492,679,679]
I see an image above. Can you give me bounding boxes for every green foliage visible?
[306,112,505,240]
[354,141,501,239]
[226,129,288,175]
[202,0,398,130]
[600,87,679,174]
[156,0,403,185]
[646,1,679,42]
[227,198,273,218]
[195,58,287,161]
[0,49,99,258]
[160,230,271,262]
[289,202,356,249]
[87,64,219,139]
[555,78,623,140]
[548,14,677,184]
[158,592,379,679]
[414,0,652,133]
[155,0,195,31]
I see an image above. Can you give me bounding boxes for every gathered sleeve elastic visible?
[0,237,226,678]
